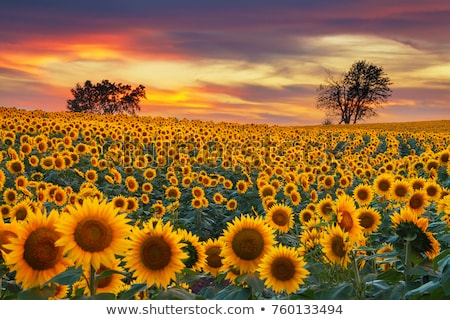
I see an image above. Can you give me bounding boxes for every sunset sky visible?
[1,0,450,126]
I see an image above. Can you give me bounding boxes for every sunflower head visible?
[220,215,275,273]
[55,198,131,270]
[265,204,294,233]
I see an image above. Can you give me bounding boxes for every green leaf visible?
[433,248,450,270]
[117,282,147,300]
[46,266,83,286]
[237,273,265,295]
[155,287,198,300]
[214,285,251,300]
[404,280,442,299]
[18,285,56,300]
[377,269,403,284]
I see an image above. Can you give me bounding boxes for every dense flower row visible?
[0,106,449,299]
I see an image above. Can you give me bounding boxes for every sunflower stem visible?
[404,240,412,281]
[89,264,97,297]
[351,250,364,299]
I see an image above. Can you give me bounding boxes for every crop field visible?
[0,106,449,300]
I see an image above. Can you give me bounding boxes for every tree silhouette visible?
[67,80,146,115]
[317,60,392,124]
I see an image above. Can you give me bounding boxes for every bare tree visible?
[317,60,392,124]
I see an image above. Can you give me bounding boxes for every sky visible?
[1,0,450,126]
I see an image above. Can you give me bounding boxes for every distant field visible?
[0,106,449,300]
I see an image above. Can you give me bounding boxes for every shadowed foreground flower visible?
[202,238,226,277]
[124,220,188,289]
[4,209,71,289]
[55,198,131,270]
[321,224,351,269]
[391,208,440,260]
[257,245,310,294]
[220,215,275,273]
[178,228,207,272]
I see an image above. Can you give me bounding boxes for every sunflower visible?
[424,181,442,201]
[316,197,334,222]
[236,180,249,194]
[6,159,25,175]
[321,224,351,269]
[407,190,429,215]
[124,220,187,289]
[289,190,301,206]
[353,184,374,206]
[257,245,309,294]
[376,243,395,271]
[178,228,206,272]
[142,182,153,193]
[334,194,362,242]
[391,180,412,203]
[226,199,238,211]
[3,209,71,289]
[283,182,297,196]
[373,173,394,198]
[191,197,204,209]
[10,199,34,222]
[15,176,29,190]
[298,223,322,255]
[191,186,205,198]
[265,204,294,233]
[220,215,275,273]
[202,238,226,277]
[152,202,166,217]
[125,176,139,193]
[165,186,181,200]
[391,208,440,260]
[410,177,426,191]
[85,170,98,183]
[299,208,315,225]
[322,175,335,189]
[111,195,128,212]
[81,259,126,296]
[40,156,55,170]
[356,207,381,235]
[55,198,131,270]
[53,188,68,206]
[3,188,18,204]
[0,217,19,255]
[258,184,277,199]
[0,205,12,220]
[125,197,139,213]
[213,192,226,204]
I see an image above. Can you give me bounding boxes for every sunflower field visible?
[0,106,449,300]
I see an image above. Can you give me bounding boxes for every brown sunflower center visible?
[330,235,346,258]
[359,212,375,229]
[205,246,223,268]
[23,227,62,270]
[74,218,113,252]
[395,185,408,197]
[272,210,289,226]
[338,211,353,232]
[357,189,369,201]
[378,180,390,192]
[409,194,424,209]
[232,229,264,260]
[426,186,438,197]
[15,207,29,221]
[270,256,295,281]
[10,161,23,173]
[140,236,172,270]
